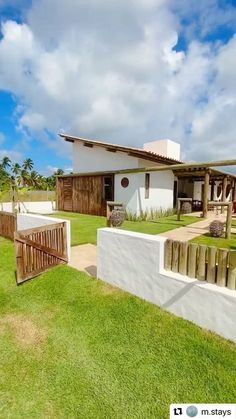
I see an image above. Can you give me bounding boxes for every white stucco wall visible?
[73,142,140,172]
[17,213,71,261]
[115,170,174,214]
[143,139,181,161]
[97,228,236,343]
[0,201,55,214]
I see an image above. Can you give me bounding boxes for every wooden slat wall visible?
[57,175,111,216]
[0,211,16,240]
[164,239,236,290]
[14,222,68,284]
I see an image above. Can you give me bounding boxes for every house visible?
[56,133,236,216]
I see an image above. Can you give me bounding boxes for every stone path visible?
[69,244,97,276]
[159,214,226,241]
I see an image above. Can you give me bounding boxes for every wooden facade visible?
[57,174,114,216]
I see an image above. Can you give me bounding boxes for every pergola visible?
[115,158,236,218]
[173,166,236,217]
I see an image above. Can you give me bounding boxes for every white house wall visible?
[73,142,139,172]
[115,170,174,214]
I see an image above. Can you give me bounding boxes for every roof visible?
[59,133,236,179]
[60,133,183,165]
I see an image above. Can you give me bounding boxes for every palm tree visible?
[19,169,30,187]
[1,156,11,170]
[22,158,34,172]
[54,168,64,176]
[29,170,42,188]
[12,163,21,176]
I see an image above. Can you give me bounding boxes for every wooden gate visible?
[14,222,68,284]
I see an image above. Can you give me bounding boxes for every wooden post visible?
[177,199,181,221]
[233,180,236,202]
[217,248,228,287]
[188,243,198,278]
[228,251,236,290]
[179,242,188,275]
[197,245,207,281]
[164,239,173,271]
[207,246,217,284]
[203,170,210,218]
[221,176,228,213]
[226,202,232,239]
[172,241,180,273]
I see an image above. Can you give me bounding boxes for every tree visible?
[12,163,21,176]
[1,156,11,170]
[22,158,34,172]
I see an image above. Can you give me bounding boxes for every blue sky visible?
[0,0,236,174]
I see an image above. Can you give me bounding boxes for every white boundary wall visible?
[97,228,236,343]
[1,201,55,214]
[17,213,71,261]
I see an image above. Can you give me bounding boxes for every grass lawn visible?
[52,211,200,246]
[191,232,236,249]
[0,237,236,418]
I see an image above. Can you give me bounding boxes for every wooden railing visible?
[164,239,236,290]
[0,211,17,240]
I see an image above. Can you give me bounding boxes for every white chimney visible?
[143,139,180,161]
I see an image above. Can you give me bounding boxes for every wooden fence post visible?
[164,239,173,271]
[188,243,198,278]
[228,251,236,290]
[197,245,207,281]
[172,241,180,272]
[179,242,188,275]
[206,246,217,284]
[217,248,228,287]
[226,202,232,239]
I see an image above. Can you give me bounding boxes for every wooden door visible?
[63,178,73,211]
[72,175,114,216]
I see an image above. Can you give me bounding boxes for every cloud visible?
[0,0,235,164]
[0,149,23,162]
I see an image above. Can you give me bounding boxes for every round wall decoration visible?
[121,177,129,188]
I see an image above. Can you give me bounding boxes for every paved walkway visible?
[160,213,226,241]
[69,244,97,276]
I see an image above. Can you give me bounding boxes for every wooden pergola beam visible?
[115,159,236,175]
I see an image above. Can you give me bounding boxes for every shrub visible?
[181,201,192,214]
[109,209,125,227]
[125,207,176,222]
[209,220,224,237]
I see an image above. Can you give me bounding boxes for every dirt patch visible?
[0,314,47,348]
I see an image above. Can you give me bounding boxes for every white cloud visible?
[0,0,235,163]
[0,149,23,162]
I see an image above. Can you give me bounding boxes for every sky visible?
[0,0,236,174]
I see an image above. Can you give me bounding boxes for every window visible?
[121,177,129,188]
[145,173,150,199]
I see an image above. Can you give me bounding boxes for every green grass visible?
[0,237,235,418]
[52,212,200,246]
[191,233,236,249]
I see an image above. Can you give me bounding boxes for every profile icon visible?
[186,405,198,417]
